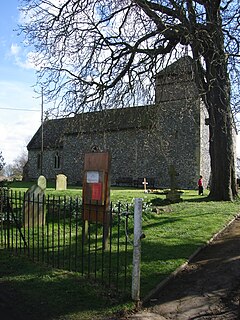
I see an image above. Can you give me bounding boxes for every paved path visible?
[124,216,240,320]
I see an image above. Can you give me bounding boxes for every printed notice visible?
[86,171,99,183]
[91,183,102,201]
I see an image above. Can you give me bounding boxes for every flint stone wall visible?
[26,57,211,189]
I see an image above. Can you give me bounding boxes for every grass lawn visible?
[1,182,240,319]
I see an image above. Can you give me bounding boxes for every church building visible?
[25,57,211,189]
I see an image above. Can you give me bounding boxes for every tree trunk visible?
[208,108,237,201]
[206,58,237,201]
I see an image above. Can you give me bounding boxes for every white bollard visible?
[132,198,143,303]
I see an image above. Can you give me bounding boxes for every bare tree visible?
[2,164,14,178]
[0,151,5,172]
[2,151,28,179]
[11,151,28,178]
[19,0,240,200]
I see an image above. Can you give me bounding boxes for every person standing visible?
[198,175,203,195]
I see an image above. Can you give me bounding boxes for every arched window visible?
[54,152,61,169]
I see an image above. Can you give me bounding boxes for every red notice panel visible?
[91,183,102,201]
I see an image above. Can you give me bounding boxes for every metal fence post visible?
[132,198,143,305]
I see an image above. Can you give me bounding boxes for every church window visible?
[54,152,61,169]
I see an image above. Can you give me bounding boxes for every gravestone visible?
[24,184,45,227]
[165,165,183,202]
[56,174,67,191]
[37,175,46,190]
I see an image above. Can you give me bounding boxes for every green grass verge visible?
[1,184,240,319]
[0,250,132,320]
[140,196,239,295]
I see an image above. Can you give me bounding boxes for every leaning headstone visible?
[56,174,67,191]
[37,175,47,191]
[23,185,45,227]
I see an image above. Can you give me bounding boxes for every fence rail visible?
[0,188,133,296]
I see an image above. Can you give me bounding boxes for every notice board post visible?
[82,152,111,249]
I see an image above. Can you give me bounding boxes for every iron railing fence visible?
[0,188,134,296]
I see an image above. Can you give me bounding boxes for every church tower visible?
[154,56,210,188]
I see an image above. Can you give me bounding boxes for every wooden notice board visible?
[82,152,110,224]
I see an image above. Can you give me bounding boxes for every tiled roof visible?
[27,104,157,150]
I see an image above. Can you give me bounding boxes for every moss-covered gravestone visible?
[23,185,45,227]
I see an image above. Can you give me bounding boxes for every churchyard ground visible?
[1,182,240,319]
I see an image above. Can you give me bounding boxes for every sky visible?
[0,1,42,164]
[0,2,240,166]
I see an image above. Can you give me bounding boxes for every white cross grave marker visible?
[142,178,148,193]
